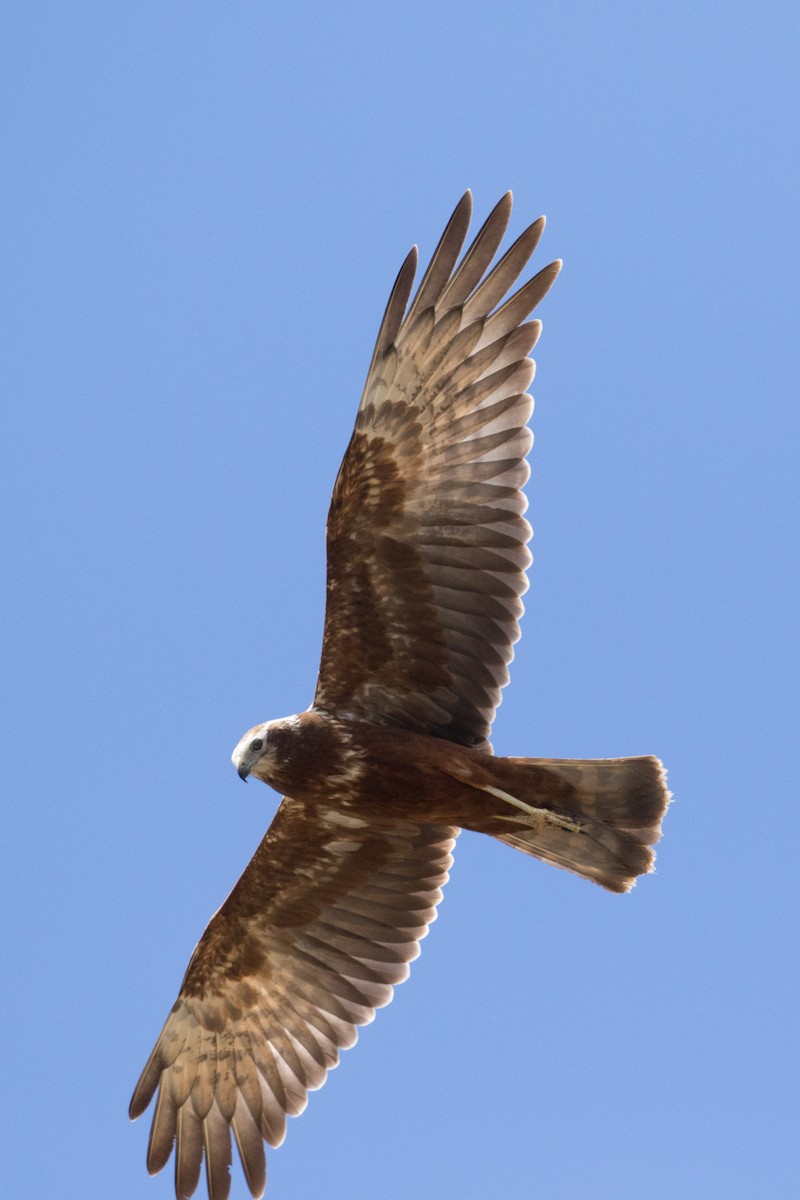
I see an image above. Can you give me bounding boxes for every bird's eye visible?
[249,738,264,753]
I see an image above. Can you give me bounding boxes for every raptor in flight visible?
[131,192,669,1200]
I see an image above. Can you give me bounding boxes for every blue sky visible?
[3,3,797,1198]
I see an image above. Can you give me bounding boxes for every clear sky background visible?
[3,3,798,1198]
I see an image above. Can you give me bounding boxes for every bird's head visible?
[231,722,272,782]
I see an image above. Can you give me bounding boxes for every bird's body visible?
[131,192,670,1200]
[233,711,664,892]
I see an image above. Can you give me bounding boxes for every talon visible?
[548,813,583,835]
[479,784,582,834]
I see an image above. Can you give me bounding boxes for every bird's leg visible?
[476,783,583,834]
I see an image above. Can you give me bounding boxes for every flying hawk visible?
[130,192,669,1200]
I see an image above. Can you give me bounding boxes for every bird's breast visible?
[265,711,491,825]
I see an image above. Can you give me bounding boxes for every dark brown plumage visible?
[130,192,669,1200]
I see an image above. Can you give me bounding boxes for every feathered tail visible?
[477,755,670,893]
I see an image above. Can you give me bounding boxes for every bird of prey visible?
[130,192,669,1200]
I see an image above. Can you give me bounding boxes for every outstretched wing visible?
[313,191,561,748]
[130,802,456,1200]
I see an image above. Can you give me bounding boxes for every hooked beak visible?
[237,763,250,782]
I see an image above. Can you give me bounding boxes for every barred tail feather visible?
[487,755,670,893]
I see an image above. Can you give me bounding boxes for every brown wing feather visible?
[313,192,561,747]
[130,800,457,1200]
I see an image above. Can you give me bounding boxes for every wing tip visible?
[129,1061,160,1121]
